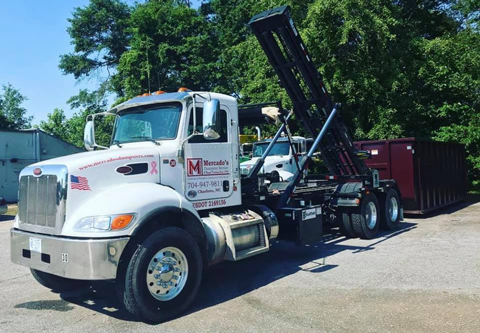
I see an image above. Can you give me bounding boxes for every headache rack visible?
[245,6,373,208]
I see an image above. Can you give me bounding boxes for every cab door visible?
[183,104,234,207]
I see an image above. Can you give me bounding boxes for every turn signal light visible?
[178,87,191,92]
[111,214,134,230]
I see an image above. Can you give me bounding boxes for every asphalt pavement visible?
[1,199,480,333]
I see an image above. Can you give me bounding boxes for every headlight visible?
[74,214,135,232]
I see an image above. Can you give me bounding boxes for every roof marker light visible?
[178,87,192,92]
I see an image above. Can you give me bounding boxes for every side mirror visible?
[202,99,221,140]
[84,120,95,151]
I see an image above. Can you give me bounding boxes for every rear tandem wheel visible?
[337,210,356,238]
[380,188,401,230]
[351,193,380,239]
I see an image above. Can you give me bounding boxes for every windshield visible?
[252,142,290,158]
[242,144,253,154]
[112,103,182,144]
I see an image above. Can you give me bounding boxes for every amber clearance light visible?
[111,214,134,230]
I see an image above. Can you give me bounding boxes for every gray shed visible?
[0,129,83,202]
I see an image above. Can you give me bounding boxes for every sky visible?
[0,0,97,125]
[0,0,202,126]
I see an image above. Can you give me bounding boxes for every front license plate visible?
[29,237,42,253]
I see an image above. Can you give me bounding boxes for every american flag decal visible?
[71,175,91,191]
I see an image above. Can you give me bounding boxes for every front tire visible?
[351,193,380,239]
[117,227,203,323]
[30,269,86,293]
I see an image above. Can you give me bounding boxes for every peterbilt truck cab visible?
[11,91,261,322]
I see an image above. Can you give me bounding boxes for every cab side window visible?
[187,107,228,143]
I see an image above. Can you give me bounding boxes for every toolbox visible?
[277,205,323,244]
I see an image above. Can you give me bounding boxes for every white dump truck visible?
[10,6,403,322]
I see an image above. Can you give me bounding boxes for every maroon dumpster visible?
[354,138,467,214]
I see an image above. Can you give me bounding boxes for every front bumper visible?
[10,228,129,280]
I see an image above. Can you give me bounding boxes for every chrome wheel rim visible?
[389,197,399,221]
[146,247,188,301]
[366,201,378,229]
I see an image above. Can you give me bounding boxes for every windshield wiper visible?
[130,136,160,145]
[112,140,123,148]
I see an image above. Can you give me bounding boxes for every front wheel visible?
[30,269,86,293]
[117,227,203,323]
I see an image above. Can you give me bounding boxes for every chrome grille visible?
[19,175,58,228]
[18,165,68,235]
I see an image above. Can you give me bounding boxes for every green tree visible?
[59,0,480,189]
[0,113,11,130]
[67,89,114,148]
[40,90,114,148]
[455,0,480,26]
[39,108,69,139]
[59,0,131,84]
[425,29,480,188]
[0,84,33,129]
[116,0,220,97]
[204,0,316,97]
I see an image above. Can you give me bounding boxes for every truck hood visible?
[30,146,161,227]
[240,155,289,173]
[33,145,158,172]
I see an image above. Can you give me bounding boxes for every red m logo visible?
[187,158,203,176]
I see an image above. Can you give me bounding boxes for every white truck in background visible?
[240,136,307,181]
[10,6,403,323]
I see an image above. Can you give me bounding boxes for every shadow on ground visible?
[15,299,75,312]
[21,221,416,323]
[0,215,15,222]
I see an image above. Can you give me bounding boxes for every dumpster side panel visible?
[389,140,417,211]
[355,141,391,180]
[355,138,467,214]
[416,140,467,214]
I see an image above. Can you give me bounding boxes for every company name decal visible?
[187,158,229,177]
[186,157,231,203]
[302,208,317,221]
[79,154,154,170]
[203,160,229,167]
